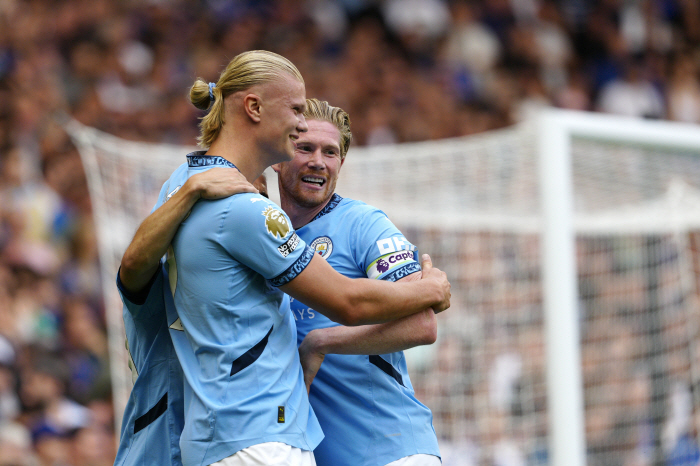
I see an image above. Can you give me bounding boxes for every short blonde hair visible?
[190,50,304,148]
[304,98,352,160]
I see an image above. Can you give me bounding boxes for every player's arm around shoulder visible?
[280,253,450,327]
[120,167,256,294]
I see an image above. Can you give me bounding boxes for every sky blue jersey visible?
[160,152,323,466]
[115,264,185,466]
[292,194,441,466]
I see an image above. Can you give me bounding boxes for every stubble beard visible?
[285,175,336,210]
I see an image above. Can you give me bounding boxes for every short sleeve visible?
[218,195,313,285]
[356,209,421,282]
[117,265,165,320]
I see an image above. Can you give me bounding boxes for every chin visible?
[302,192,331,208]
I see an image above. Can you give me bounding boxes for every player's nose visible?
[297,114,308,133]
[307,149,325,168]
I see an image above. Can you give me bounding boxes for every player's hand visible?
[420,254,451,313]
[298,331,326,393]
[189,167,257,200]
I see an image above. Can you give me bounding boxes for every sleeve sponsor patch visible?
[366,250,418,279]
[375,236,416,255]
[262,206,290,239]
[277,233,300,257]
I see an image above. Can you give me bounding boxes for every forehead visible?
[263,73,306,103]
[297,120,341,147]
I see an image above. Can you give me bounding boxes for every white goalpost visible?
[537,110,700,466]
[67,108,700,466]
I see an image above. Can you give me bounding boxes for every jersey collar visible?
[186,151,238,169]
[311,193,343,222]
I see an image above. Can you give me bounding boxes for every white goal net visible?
[67,109,700,466]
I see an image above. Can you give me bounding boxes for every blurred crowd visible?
[410,231,700,466]
[1,0,700,464]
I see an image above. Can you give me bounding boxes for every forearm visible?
[119,181,201,292]
[346,278,443,325]
[283,254,449,326]
[303,308,437,356]
[286,276,441,326]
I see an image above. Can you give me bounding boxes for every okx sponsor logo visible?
[376,236,416,255]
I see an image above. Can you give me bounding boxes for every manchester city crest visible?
[310,236,333,259]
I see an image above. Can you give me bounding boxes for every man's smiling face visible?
[276,119,344,209]
[256,73,308,164]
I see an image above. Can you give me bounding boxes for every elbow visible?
[119,250,156,293]
[120,253,136,277]
[332,300,372,327]
[120,250,142,277]
[332,293,377,326]
[316,299,362,326]
[118,254,141,292]
[334,308,363,327]
[416,309,438,345]
[422,324,438,345]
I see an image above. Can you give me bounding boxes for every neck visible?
[280,191,334,229]
[206,132,267,183]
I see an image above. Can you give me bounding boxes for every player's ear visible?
[271,163,281,173]
[243,94,262,123]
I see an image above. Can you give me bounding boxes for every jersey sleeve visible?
[356,209,421,282]
[116,264,165,320]
[152,162,189,213]
[218,195,314,286]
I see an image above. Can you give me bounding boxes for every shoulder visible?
[226,194,287,216]
[200,192,273,214]
[158,162,190,204]
[336,197,389,221]
[217,195,294,236]
[167,162,190,185]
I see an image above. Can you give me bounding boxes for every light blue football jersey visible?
[292,194,441,466]
[115,264,185,466]
[160,152,323,466]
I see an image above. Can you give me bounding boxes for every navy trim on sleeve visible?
[134,392,168,433]
[268,245,315,287]
[369,355,405,387]
[116,265,161,305]
[231,325,273,376]
[379,262,422,283]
